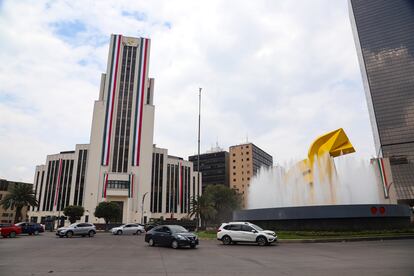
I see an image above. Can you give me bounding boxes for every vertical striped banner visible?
[179,162,183,208]
[53,159,63,207]
[102,34,122,166]
[377,158,390,198]
[132,38,150,167]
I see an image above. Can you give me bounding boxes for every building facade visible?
[151,147,202,221]
[29,34,201,225]
[188,149,229,190]
[349,0,414,205]
[229,143,273,208]
[29,145,89,224]
[0,179,33,223]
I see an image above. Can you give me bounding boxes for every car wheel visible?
[148,238,155,246]
[135,230,142,235]
[9,232,16,238]
[34,230,39,236]
[66,231,74,238]
[117,230,122,235]
[257,236,268,246]
[171,240,179,249]
[222,235,232,245]
[88,231,95,237]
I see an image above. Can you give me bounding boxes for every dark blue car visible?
[15,222,44,235]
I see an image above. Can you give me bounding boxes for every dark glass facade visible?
[251,144,273,175]
[189,151,229,189]
[350,0,414,204]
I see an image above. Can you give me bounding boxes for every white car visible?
[111,224,145,235]
[217,222,277,246]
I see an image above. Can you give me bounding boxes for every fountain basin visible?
[233,204,412,231]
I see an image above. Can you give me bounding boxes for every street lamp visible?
[141,192,148,224]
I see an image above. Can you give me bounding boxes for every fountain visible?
[233,129,411,230]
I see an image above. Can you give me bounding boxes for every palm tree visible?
[0,183,38,223]
[189,195,216,230]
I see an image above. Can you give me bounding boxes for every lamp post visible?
[141,192,148,224]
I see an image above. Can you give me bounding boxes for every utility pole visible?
[197,87,202,228]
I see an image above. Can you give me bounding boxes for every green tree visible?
[190,195,216,230]
[94,201,121,231]
[204,184,242,224]
[0,183,38,223]
[63,205,85,224]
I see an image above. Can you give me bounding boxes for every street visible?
[0,232,413,276]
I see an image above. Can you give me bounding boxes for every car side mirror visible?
[252,230,258,233]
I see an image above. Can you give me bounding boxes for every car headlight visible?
[177,234,186,240]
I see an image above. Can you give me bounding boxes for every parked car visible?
[111,224,145,235]
[56,223,96,238]
[15,222,44,235]
[0,223,22,238]
[145,225,198,249]
[217,222,277,246]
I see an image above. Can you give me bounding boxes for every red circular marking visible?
[370,207,378,215]
[379,207,386,214]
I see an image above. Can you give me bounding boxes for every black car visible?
[145,225,199,249]
[15,222,44,235]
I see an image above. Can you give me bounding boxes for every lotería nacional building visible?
[28,35,201,225]
[349,0,414,205]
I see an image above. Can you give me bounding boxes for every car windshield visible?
[168,225,188,233]
[15,222,24,226]
[69,223,78,228]
[251,224,264,231]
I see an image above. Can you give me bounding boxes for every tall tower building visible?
[83,35,155,223]
[28,34,201,225]
[349,0,414,205]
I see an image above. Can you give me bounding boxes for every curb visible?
[278,235,414,243]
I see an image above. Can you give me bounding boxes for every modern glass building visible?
[189,150,229,189]
[349,0,414,205]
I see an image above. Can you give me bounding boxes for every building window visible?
[233,166,236,169]
[247,177,250,180]
[232,153,236,157]
[233,179,236,182]
[246,145,249,149]
[246,158,250,161]
[233,172,236,175]
[233,160,235,163]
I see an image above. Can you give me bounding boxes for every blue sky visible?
[0,0,376,182]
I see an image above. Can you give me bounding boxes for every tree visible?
[204,185,242,224]
[190,195,216,230]
[0,183,38,223]
[63,205,85,224]
[94,201,121,231]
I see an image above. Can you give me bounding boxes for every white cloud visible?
[0,0,376,182]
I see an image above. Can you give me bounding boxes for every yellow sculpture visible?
[288,128,355,204]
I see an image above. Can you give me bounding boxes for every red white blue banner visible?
[102,34,122,166]
[132,38,150,167]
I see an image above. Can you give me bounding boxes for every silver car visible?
[56,223,96,238]
[111,224,145,235]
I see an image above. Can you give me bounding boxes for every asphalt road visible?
[0,232,413,276]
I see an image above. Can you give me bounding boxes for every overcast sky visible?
[0,0,376,183]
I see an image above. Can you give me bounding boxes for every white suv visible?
[217,222,277,246]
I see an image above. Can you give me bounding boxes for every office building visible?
[0,179,33,223]
[189,148,229,189]
[349,0,414,205]
[151,146,201,221]
[229,143,273,207]
[28,34,201,224]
